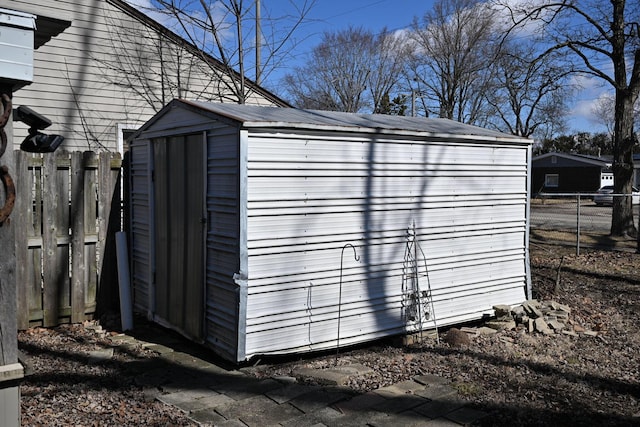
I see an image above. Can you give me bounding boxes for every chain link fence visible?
[530,193,640,254]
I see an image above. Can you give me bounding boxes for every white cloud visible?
[124,0,236,49]
[488,0,564,37]
[125,0,176,28]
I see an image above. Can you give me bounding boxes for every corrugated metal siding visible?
[205,124,243,361]
[152,134,206,340]
[128,139,153,315]
[242,131,529,357]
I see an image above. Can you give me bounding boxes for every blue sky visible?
[132,0,606,134]
[296,0,431,36]
[260,0,604,134]
[262,0,431,89]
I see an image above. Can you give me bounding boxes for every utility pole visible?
[411,89,415,117]
[255,0,261,84]
[0,10,31,426]
[411,89,428,118]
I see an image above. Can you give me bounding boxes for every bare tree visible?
[591,93,617,136]
[486,38,572,138]
[368,31,412,113]
[284,27,409,113]
[408,0,498,124]
[592,92,640,136]
[502,0,640,239]
[96,10,218,112]
[143,0,316,104]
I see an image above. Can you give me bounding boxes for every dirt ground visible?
[18,244,640,426]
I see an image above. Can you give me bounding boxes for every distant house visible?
[4,0,289,153]
[532,152,640,195]
[531,152,613,194]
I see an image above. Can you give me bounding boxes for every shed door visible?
[153,134,206,340]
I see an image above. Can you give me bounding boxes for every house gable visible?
[5,0,288,152]
[532,152,610,168]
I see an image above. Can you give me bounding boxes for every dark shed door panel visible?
[153,134,205,340]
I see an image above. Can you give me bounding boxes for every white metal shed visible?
[128,100,533,363]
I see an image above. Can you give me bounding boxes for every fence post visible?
[576,194,581,256]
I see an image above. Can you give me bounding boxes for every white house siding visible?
[241,131,529,358]
[3,0,285,152]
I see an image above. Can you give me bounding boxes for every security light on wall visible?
[14,105,64,153]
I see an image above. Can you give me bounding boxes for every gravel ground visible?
[19,324,195,426]
[18,244,640,426]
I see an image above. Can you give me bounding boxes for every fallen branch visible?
[554,255,565,294]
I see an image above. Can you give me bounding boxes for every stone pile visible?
[461,299,599,338]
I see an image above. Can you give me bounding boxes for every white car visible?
[593,185,640,206]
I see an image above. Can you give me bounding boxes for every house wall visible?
[241,130,530,359]
[3,0,283,152]
[531,166,602,194]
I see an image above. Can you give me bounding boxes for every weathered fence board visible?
[14,151,29,331]
[13,150,122,329]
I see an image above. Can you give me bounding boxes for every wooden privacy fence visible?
[12,150,122,329]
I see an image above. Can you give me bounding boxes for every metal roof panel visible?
[179,100,532,143]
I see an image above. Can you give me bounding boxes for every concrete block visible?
[492,305,512,317]
[333,391,387,414]
[534,318,554,335]
[413,397,466,419]
[485,319,516,331]
[523,302,543,318]
[477,327,498,335]
[511,305,526,316]
[266,383,317,404]
[0,364,23,382]
[374,380,425,398]
[332,410,390,427]
[0,385,20,427]
[188,407,233,425]
[547,319,565,331]
[157,389,216,406]
[215,394,303,426]
[373,395,427,413]
[414,384,458,401]
[280,406,343,427]
[218,378,282,401]
[369,410,430,427]
[86,348,114,364]
[445,406,488,425]
[293,364,372,386]
[289,388,350,414]
[550,301,571,313]
[413,374,451,386]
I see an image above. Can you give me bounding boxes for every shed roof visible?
[152,100,532,144]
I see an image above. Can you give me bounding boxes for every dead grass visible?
[530,228,637,252]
